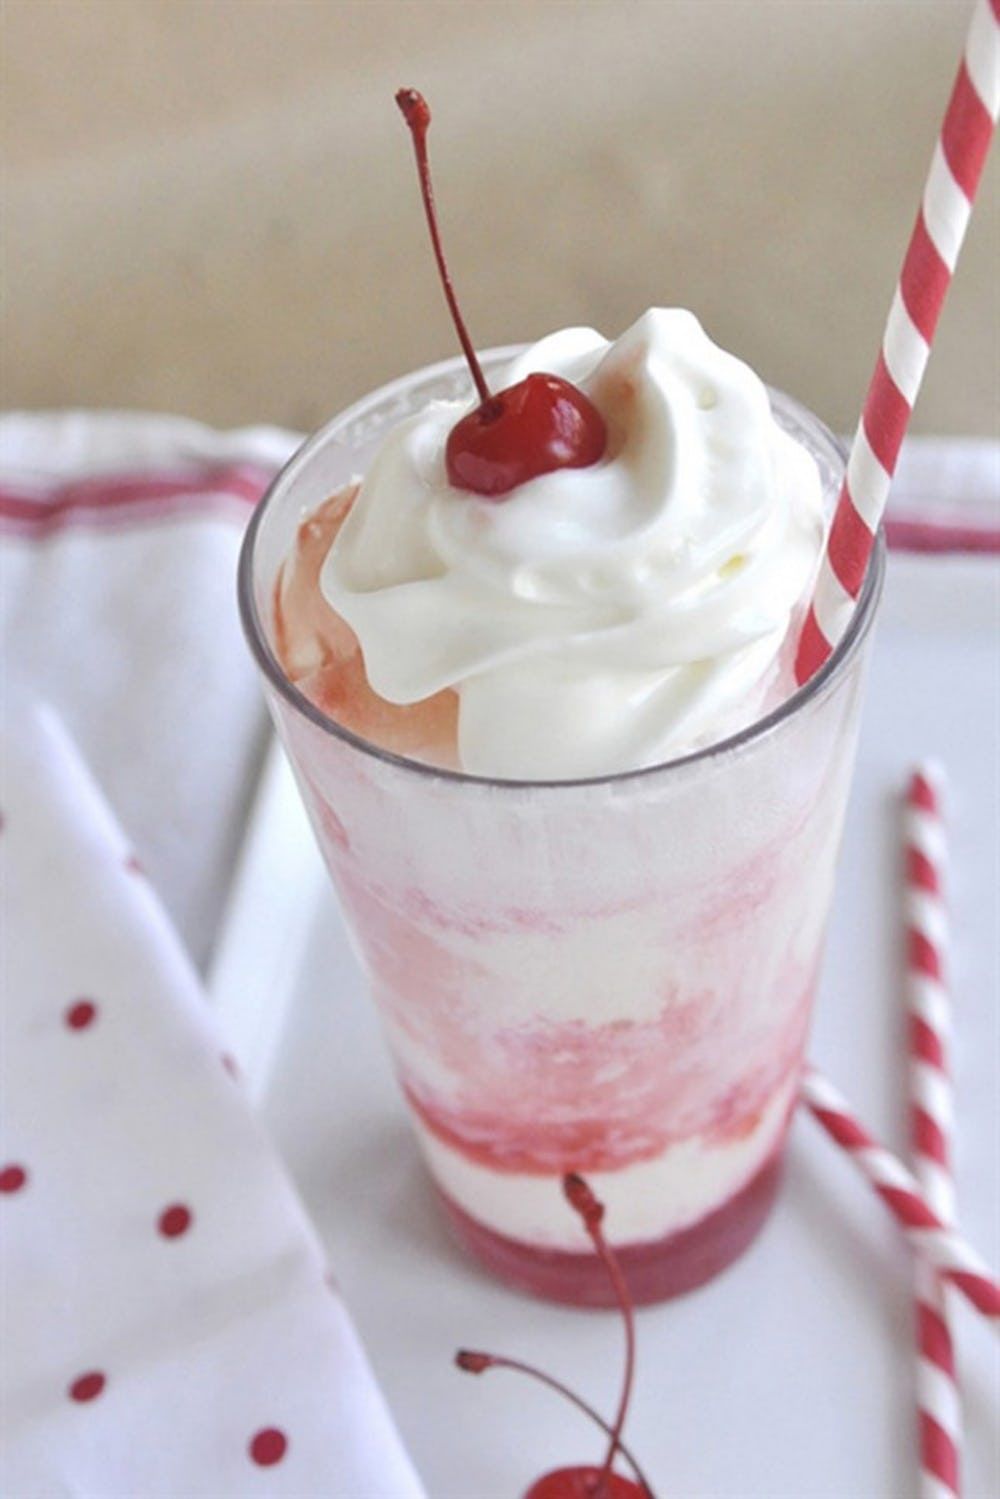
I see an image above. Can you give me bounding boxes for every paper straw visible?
[795,0,1000,684]
[801,1067,999,1320]
[904,766,960,1498]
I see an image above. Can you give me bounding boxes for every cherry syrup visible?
[395,89,607,499]
[455,1174,655,1498]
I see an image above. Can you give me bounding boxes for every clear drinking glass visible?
[238,351,884,1306]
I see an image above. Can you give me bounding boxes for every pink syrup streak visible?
[396,992,810,1176]
[273,487,459,768]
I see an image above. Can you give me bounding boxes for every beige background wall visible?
[3,0,997,436]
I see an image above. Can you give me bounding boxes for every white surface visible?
[227,549,999,1496]
[208,736,325,1102]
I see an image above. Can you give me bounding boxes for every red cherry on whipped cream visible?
[454,1174,655,1498]
[445,373,607,498]
[395,88,607,499]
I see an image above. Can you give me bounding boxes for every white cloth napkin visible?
[0,699,424,1497]
[0,411,301,970]
[892,436,999,512]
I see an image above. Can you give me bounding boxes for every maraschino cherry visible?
[455,1173,655,1498]
[395,89,607,499]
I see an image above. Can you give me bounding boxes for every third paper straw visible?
[905,766,961,1498]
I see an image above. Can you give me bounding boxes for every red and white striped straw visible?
[795,0,1000,684]
[905,765,960,1499]
[801,1067,1000,1320]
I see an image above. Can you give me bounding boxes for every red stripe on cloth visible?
[793,605,833,684]
[863,351,912,476]
[911,1015,947,1070]
[941,60,996,200]
[908,771,940,815]
[909,929,944,982]
[0,464,275,540]
[886,516,1000,553]
[918,1300,957,1375]
[906,846,941,894]
[919,1411,959,1492]
[912,1104,950,1167]
[0,493,256,541]
[899,212,952,344]
[827,491,875,599]
[0,464,270,521]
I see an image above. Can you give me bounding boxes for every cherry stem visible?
[395,87,493,408]
[563,1174,636,1494]
[455,1351,656,1497]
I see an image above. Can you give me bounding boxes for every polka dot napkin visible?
[0,699,424,1497]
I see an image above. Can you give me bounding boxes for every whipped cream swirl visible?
[321,309,825,779]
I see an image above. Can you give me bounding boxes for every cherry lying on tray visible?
[454,1173,655,1498]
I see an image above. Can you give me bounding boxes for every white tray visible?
[210,547,999,1497]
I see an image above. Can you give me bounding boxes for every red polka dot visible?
[69,1371,106,1402]
[65,999,98,1031]
[157,1203,193,1238]
[249,1428,287,1466]
[221,1053,240,1079]
[0,1164,27,1193]
[125,854,144,875]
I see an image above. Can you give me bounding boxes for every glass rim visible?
[238,350,886,792]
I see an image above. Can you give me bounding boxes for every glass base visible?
[437,1148,784,1307]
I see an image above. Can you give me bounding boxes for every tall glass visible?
[238,352,884,1306]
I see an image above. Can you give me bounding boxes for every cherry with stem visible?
[395,88,607,500]
[454,1172,655,1499]
[456,1351,654,1498]
[394,88,493,410]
